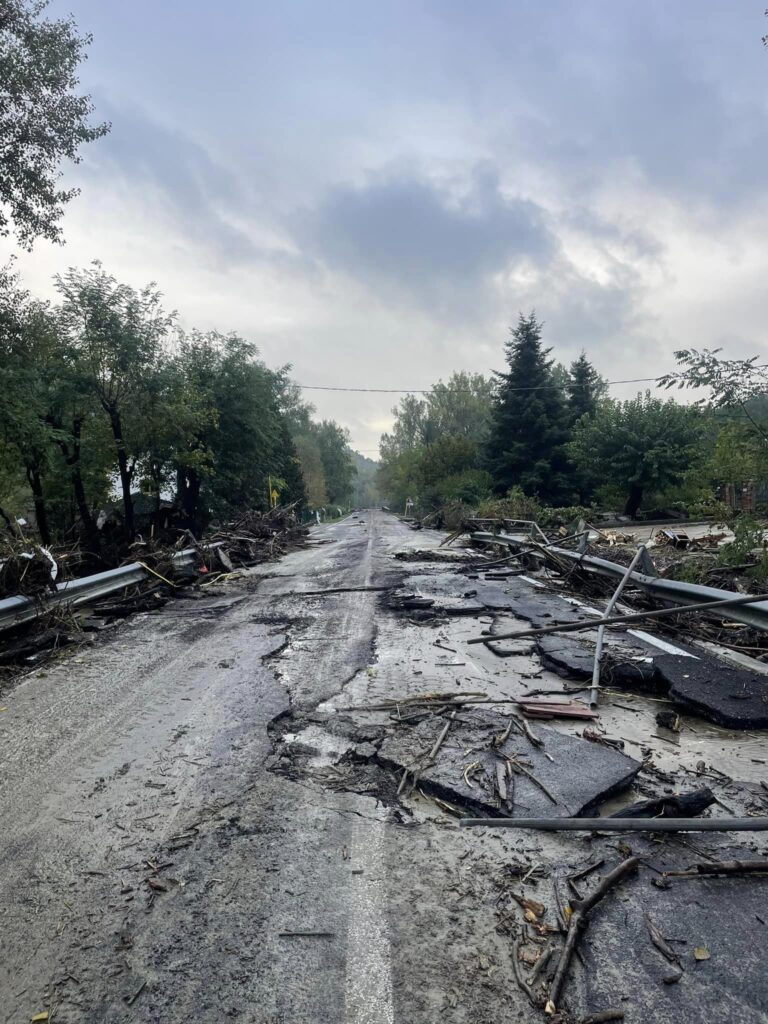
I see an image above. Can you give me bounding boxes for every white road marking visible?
[344,818,395,1024]
[627,630,697,658]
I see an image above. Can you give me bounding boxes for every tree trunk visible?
[624,483,643,519]
[0,503,19,537]
[61,418,101,557]
[25,465,51,545]
[104,403,134,540]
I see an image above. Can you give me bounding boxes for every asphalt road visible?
[2,509,767,1023]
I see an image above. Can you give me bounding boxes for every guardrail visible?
[0,545,217,635]
[471,530,768,633]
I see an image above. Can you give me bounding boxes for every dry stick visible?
[399,710,457,797]
[511,938,539,1006]
[528,944,556,986]
[545,856,639,1016]
[589,546,645,708]
[644,913,680,964]
[467,588,768,645]
[583,1012,625,1024]
[459,816,768,832]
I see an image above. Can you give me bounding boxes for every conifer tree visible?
[485,313,572,502]
[567,352,605,424]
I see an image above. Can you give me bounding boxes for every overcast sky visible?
[6,2,768,453]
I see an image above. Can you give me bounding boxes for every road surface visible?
[1,510,767,1023]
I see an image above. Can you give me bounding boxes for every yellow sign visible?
[271,489,279,502]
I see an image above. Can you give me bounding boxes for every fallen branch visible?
[511,938,539,1006]
[546,857,639,1015]
[467,589,768,645]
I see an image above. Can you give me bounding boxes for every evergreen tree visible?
[567,352,605,424]
[485,312,572,502]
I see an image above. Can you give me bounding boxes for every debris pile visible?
[209,502,309,571]
[0,542,58,599]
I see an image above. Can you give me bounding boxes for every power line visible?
[296,375,663,394]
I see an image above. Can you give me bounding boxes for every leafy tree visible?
[425,373,494,443]
[570,393,705,517]
[56,263,175,540]
[294,434,328,506]
[0,0,109,245]
[314,420,355,505]
[484,313,572,503]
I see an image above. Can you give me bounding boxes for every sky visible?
[6,1,768,454]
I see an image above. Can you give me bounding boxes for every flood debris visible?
[546,856,639,1015]
[609,787,715,819]
[378,708,641,817]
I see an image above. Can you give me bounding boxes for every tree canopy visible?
[569,392,705,517]
[0,0,109,245]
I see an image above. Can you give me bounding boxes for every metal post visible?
[589,545,645,708]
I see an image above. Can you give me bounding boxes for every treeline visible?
[380,313,761,520]
[0,263,356,558]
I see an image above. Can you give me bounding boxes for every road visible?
[1,509,767,1023]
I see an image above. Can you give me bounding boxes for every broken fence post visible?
[589,545,646,709]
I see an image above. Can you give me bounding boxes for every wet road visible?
[1,509,767,1023]
[0,511,402,1023]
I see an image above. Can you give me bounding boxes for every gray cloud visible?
[297,165,557,313]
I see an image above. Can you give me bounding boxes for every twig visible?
[546,857,639,1015]
[644,912,680,964]
[566,859,604,899]
[511,938,539,1006]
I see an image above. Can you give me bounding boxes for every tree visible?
[314,420,355,505]
[567,352,606,423]
[484,313,572,503]
[0,1,109,245]
[294,434,327,506]
[56,264,175,540]
[570,393,705,517]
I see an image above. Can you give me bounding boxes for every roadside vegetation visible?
[0,263,358,560]
[379,314,768,528]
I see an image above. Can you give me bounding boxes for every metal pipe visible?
[459,817,768,832]
[467,589,768,645]
[470,530,768,632]
[589,546,645,708]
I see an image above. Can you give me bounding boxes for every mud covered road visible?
[2,510,768,1023]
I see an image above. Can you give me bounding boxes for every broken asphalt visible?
[1,510,767,1022]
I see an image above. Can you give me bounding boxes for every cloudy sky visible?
[7,1,768,453]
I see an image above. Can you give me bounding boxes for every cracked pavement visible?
[2,510,768,1023]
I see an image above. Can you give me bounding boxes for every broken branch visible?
[546,857,639,1015]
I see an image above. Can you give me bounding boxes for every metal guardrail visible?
[0,545,215,635]
[471,530,768,633]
